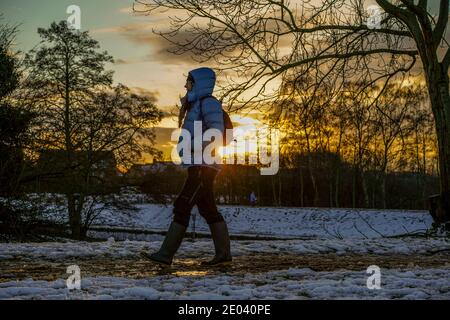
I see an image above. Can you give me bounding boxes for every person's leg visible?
[172,166,203,227]
[143,166,202,265]
[196,167,232,266]
[196,167,223,224]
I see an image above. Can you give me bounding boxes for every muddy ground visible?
[1,252,449,282]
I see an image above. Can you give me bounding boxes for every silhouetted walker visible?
[141,67,232,267]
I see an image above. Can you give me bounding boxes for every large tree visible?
[24,21,162,239]
[0,20,34,196]
[136,0,450,222]
[0,18,38,239]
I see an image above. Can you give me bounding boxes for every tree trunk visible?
[278,174,282,206]
[360,169,369,208]
[329,179,333,207]
[67,193,82,240]
[306,154,319,206]
[427,67,450,223]
[381,173,387,209]
[299,166,304,207]
[271,175,278,206]
[421,129,427,209]
[352,164,356,209]
[334,165,340,208]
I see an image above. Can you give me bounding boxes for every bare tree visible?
[23,22,162,239]
[272,72,335,206]
[360,82,421,207]
[136,0,450,222]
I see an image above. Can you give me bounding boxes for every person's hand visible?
[178,95,188,128]
[178,107,186,128]
[180,95,187,107]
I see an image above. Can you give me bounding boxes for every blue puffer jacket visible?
[178,67,224,170]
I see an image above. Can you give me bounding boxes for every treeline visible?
[133,75,440,210]
[268,74,439,209]
[129,155,438,210]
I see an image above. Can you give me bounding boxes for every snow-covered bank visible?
[45,204,434,239]
[1,267,448,300]
[1,237,449,261]
[93,205,435,239]
[3,204,448,300]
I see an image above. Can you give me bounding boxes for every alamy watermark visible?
[66,264,81,290]
[366,265,381,290]
[171,123,279,175]
[67,5,81,30]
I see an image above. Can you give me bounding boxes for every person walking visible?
[250,191,257,206]
[142,67,232,267]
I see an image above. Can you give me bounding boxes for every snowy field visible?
[46,203,434,239]
[1,204,449,300]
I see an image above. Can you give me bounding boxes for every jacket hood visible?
[187,67,216,102]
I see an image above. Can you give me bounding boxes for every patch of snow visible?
[0,267,448,300]
[0,237,448,261]
[43,203,434,239]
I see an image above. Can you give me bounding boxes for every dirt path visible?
[1,252,449,282]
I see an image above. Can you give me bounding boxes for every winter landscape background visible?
[1,0,450,300]
[1,198,449,299]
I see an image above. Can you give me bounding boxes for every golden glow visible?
[159,116,179,128]
[218,115,263,158]
[173,271,209,276]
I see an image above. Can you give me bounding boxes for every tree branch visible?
[274,48,418,74]
[433,0,449,48]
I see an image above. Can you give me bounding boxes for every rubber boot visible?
[141,221,186,266]
[201,221,232,266]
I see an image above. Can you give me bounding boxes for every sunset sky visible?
[1,0,268,160]
[1,0,198,107]
[1,0,443,162]
[1,0,443,103]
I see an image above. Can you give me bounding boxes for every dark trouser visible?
[173,166,224,227]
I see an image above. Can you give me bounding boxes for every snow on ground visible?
[45,203,433,239]
[1,267,448,300]
[3,200,449,300]
[0,237,449,261]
